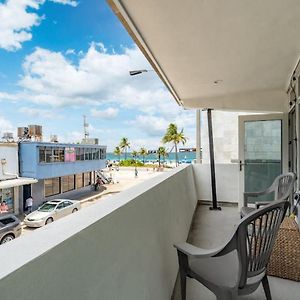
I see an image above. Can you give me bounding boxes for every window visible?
[39,147,46,163]
[0,217,15,225]
[52,148,60,162]
[61,175,75,193]
[76,173,83,189]
[58,148,65,162]
[100,148,106,159]
[65,148,76,162]
[45,147,52,163]
[63,201,73,207]
[44,178,60,197]
[56,203,64,210]
[76,148,81,161]
[84,172,91,186]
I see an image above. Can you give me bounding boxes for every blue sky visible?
[0,0,195,151]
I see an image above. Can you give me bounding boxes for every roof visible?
[0,178,38,189]
[108,0,300,112]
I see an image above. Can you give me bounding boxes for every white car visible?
[24,199,81,228]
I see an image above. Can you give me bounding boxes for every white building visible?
[0,143,37,215]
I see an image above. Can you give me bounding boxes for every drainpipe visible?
[196,109,202,164]
[207,109,221,210]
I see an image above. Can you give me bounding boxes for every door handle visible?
[239,160,245,171]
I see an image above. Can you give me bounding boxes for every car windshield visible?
[38,203,57,212]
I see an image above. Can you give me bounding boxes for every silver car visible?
[0,214,22,245]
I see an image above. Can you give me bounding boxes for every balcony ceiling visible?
[108,0,300,112]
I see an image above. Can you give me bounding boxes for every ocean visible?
[106,151,196,164]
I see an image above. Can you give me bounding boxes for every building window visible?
[100,148,106,159]
[84,172,91,186]
[65,148,76,162]
[45,147,53,163]
[59,148,65,162]
[61,175,75,193]
[39,147,46,163]
[76,173,83,189]
[45,178,60,197]
[0,188,14,213]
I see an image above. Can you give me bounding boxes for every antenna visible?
[83,115,89,140]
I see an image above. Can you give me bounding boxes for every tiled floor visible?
[172,203,300,300]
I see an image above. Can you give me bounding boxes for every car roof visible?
[0,214,19,221]
[47,199,73,204]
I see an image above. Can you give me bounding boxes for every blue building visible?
[19,142,107,210]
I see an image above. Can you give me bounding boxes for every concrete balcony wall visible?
[0,165,197,300]
[193,163,239,203]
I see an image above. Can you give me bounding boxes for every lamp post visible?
[129,69,154,76]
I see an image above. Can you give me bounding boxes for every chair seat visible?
[189,250,239,288]
[240,206,255,217]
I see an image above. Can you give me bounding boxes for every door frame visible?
[238,113,288,208]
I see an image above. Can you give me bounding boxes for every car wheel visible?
[0,234,15,244]
[72,208,78,213]
[45,217,53,225]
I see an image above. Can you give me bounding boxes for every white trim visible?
[0,178,37,189]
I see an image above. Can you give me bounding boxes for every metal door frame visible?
[238,113,288,208]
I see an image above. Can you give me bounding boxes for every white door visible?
[238,113,288,208]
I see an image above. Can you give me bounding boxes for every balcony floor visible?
[172,203,300,300]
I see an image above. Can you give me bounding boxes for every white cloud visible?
[18,106,58,119]
[49,0,78,7]
[65,48,76,55]
[0,115,15,138]
[17,44,177,113]
[0,0,44,51]
[90,107,119,119]
[0,0,78,51]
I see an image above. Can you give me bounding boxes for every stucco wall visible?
[193,163,239,203]
[0,143,18,179]
[0,165,197,300]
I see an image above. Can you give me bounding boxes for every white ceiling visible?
[109,0,300,112]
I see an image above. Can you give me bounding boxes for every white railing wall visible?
[0,165,197,300]
[193,163,239,203]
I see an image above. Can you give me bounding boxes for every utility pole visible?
[83,115,89,142]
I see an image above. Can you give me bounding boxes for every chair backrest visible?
[237,200,289,288]
[273,172,296,200]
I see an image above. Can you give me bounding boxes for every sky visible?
[0,0,196,152]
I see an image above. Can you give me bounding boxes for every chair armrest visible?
[244,189,272,206]
[255,201,271,209]
[174,242,222,258]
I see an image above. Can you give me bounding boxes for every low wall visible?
[193,163,239,203]
[0,165,197,300]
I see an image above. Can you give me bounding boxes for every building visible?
[0,143,37,215]
[19,142,106,210]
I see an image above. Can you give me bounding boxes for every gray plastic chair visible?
[174,199,289,300]
[240,172,296,217]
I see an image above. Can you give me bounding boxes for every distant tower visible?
[83,115,89,141]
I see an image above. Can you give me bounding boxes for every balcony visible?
[0,164,298,299]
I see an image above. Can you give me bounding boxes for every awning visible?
[0,178,38,189]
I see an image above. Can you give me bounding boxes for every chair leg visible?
[179,269,186,300]
[262,275,272,300]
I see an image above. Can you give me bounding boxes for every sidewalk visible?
[18,183,122,223]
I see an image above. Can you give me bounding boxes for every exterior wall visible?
[0,165,197,300]
[31,179,93,209]
[19,142,106,179]
[0,144,19,214]
[193,163,239,203]
[0,143,18,179]
[201,110,250,163]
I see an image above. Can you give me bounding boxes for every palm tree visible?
[162,123,187,166]
[157,146,168,168]
[131,150,138,162]
[114,146,122,161]
[139,147,148,164]
[119,137,130,160]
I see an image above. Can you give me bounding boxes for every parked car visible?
[24,199,81,228]
[0,214,22,245]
